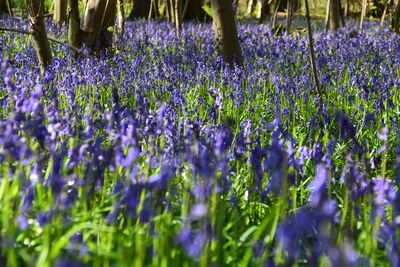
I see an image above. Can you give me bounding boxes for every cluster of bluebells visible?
[0,15,400,266]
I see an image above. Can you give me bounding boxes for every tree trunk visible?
[271,0,281,29]
[380,0,391,26]
[344,0,349,17]
[175,0,182,29]
[54,0,68,25]
[82,0,117,52]
[278,0,299,11]
[148,0,159,19]
[304,0,323,111]
[115,0,125,40]
[27,0,52,73]
[0,0,13,15]
[360,0,367,30]
[128,0,151,19]
[165,0,172,21]
[392,0,400,33]
[286,0,294,33]
[68,0,82,52]
[169,0,175,22]
[246,0,256,16]
[210,0,242,66]
[328,0,341,31]
[182,0,208,21]
[258,0,270,22]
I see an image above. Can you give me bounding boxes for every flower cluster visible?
[0,15,399,266]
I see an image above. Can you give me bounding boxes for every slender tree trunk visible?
[115,0,124,40]
[1,0,13,15]
[258,0,269,22]
[304,0,323,111]
[68,0,81,52]
[149,0,154,18]
[154,0,159,18]
[175,0,182,29]
[27,0,52,73]
[169,0,175,22]
[246,0,256,15]
[328,0,341,31]
[271,0,281,29]
[148,0,159,18]
[325,0,330,31]
[210,0,242,66]
[182,0,190,18]
[128,0,151,18]
[165,0,172,21]
[380,0,391,26]
[83,0,117,51]
[286,0,294,34]
[392,0,400,33]
[182,0,207,21]
[344,0,349,17]
[360,0,367,30]
[54,0,67,25]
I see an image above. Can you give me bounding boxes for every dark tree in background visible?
[128,0,157,19]
[27,0,52,72]
[68,0,81,51]
[53,0,67,25]
[392,0,400,33]
[82,0,117,51]
[182,0,208,21]
[210,0,242,66]
[258,0,270,22]
[0,0,8,14]
[327,0,342,31]
[0,0,12,15]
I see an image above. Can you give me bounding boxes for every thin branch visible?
[0,26,82,53]
[304,0,324,113]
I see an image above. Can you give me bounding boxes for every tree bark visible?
[278,0,299,11]
[169,0,175,22]
[165,0,172,21]
[83,0,117,51]
[54,0,68,25]
[360,0,367,30]
[182,0,208,21]
[27,0,52,73]
[175,0,182,29]
[286,0,294,34]
[128,0,151,19]
[68,0,82,51]
[392,0,400,33]
[344,0,349,18]
[148,0,159,19]
[304,0,323,112]
[210,0,242,67]
[246,0,256,16]
[257,0,270,22]
[271,0,281,29]
[380,0,391,26]
[115,0,124,40]
[328,0,341,31]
